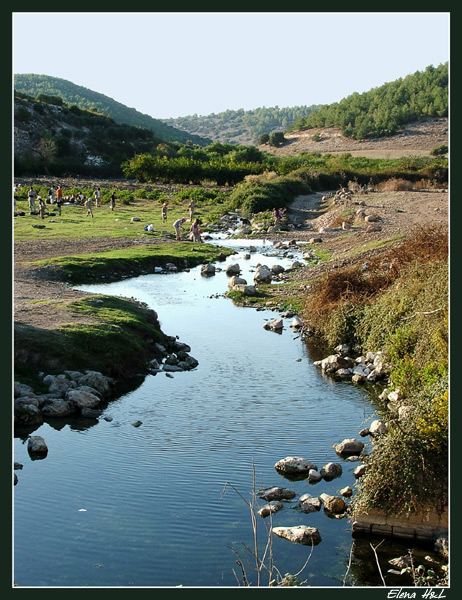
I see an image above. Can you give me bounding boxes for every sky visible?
[12,11,450,120]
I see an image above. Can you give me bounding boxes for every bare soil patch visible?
[261,117,448,159]
[262,187,448,301]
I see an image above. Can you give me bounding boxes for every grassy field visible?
[14,196,218,243]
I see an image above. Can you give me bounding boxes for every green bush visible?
[430,144,448,156]
[36,93,64,106]
[269,131,285,147]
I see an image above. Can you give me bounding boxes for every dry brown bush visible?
[302,225,448,334]
[380,224,448,278]
[376,178,448,191]
[376,178,415,191]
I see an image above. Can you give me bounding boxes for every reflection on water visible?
[13,239,421,587]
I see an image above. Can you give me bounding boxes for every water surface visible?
[14,239,416,587]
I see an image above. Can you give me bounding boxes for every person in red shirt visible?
[56,186,63,215]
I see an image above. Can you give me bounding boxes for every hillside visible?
[261,117,449,159]
[14,92,180,178]
[161,105,323,146]
[289,63,448,140]
[14,74,211,147]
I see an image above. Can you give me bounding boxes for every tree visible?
[269,131,285,147]
[258,133,270,145]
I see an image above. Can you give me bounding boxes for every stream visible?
[14,237,421,587]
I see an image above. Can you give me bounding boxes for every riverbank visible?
[14,184,448,378]
[13,237,235,389]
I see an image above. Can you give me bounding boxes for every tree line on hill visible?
[161,105,323,145]
[288,63,448,139]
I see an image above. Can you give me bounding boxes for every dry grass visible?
[376,178,448,191]
[376,178,415,191]
[301,225,448,336]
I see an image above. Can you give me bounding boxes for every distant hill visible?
[162,105,323,146]
[161,63,448,146]
[14,74,212,147]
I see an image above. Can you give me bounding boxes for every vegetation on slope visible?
[162,105,323,145]
[14,294,168,382]
[288,63,448,139]
[14,91,185,178]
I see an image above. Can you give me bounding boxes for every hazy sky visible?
[12,11,450,120]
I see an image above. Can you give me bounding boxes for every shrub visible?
[430,144,448,156]
[36,93,64,106]
[375,177,414,191]
[15,106,31,123]
[268,131,285,147]
[350,399,448,516]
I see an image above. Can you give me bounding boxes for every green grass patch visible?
[347,235,405,257]
[251,281,306,314]
[312,247,333,262]
[28,243,235,284]
[14,295,168,380]
[225,289,267,306]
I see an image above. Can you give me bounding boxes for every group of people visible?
[173,217,203,242]
[84,189,116,217]
[21,185,116,218]
[19,185,202,242]
[161,199,202,242]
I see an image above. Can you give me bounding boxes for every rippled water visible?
[14,238,417,587]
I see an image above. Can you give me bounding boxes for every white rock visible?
[274,456,317,474]
[272,525,322,546]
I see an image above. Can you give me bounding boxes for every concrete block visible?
[391,526,416,539]
[370,524,393,536]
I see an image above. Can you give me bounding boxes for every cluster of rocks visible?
[313,345,390,386]
[14,335,198,429]
[14,370,115,428]
[263,315,302,332]
[255,445,371,546]
[327,185,375,206]
[214,213,252,235]
[147,339,199,374]
[377,386,417,423]
[202,256,304,298]
[202,211,298,237]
